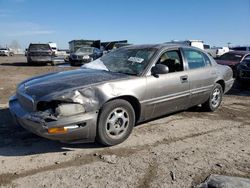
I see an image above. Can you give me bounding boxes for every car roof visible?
[29,43,49,45]
[123,43,190,50]
[227,50,250,55]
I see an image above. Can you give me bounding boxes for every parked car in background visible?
[205,46,230,58]
[9,44,234,146]
[216,51,250,77]
[236,56,250,83]
[0,48,14,56]
[231,46,250,51]
[27,43,55,65]
[69,47,103,66]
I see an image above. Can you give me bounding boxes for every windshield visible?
[82,47,157,75]
[219,53,243,61]
[76,47,93,53]
[29,44,51,51]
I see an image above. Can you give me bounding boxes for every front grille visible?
[29,52,51,56]
[17,91,35,112]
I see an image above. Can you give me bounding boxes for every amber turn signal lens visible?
[48,127,68,134]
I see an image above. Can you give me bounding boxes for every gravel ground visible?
[0,56,249,188]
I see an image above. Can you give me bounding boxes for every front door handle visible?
[180,75,188,83]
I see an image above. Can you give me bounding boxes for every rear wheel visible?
[97,99,135,146]
[27,60,33,65]
[202,83,223,112]
[50,61,56,66]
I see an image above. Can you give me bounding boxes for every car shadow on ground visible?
[0,108,103,157]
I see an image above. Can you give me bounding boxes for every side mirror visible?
[151,64,169,76]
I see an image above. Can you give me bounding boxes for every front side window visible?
[156,50,184,73]
[183,49,207,70]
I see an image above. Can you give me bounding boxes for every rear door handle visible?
[180,75,188,83]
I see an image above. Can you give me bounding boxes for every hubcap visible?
[211,88,221,108]
[105,108,129,139]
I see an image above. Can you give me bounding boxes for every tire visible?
[202,83,223,112]
[96,99,135,146]
[27,60,33,65]
[50,61,55,66]
[69,59,76,66]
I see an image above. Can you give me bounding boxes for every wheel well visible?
[106,96,141,123]
[216,80,225,92]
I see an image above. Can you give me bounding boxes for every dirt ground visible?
[0,56,249,188]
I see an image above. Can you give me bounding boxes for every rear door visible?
[181,48,216,106]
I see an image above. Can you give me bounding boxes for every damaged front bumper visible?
[9,96,98,143]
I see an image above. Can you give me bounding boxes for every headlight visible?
[55,103,85,117]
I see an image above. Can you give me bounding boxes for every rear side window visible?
[183,49,209,70]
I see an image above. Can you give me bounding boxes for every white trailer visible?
[48,42,58,56]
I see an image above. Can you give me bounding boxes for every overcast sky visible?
[0,0,250,49]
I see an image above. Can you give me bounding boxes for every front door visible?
[143,49,190,119]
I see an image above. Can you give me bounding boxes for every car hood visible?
[216,60,240,66]
[19,69,129,100]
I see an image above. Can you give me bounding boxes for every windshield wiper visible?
[116,71,137,76]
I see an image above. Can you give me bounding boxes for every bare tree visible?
[9,40,21,50]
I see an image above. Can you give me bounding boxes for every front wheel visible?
[97,99,135,146]
[202,83,223,112]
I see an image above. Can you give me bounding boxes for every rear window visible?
[232,47,247,51]
[29,44,51,50]
[219,53,243,61]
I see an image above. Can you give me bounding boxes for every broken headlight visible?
[55,103,85,117]
[37,101,85,117]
